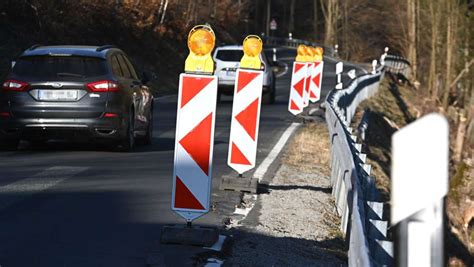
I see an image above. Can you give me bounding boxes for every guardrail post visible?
[391,114,448,267]
[372,60,378,74]
[381,47,389,66]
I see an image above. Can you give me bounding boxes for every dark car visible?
[0,45,154,151]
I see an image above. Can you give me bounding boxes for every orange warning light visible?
[315,46,324,61]
[185,25,216,73]
[243,35,263,57]
[296,45,308,62]
[240,35,263,69]
[188,28,215,56]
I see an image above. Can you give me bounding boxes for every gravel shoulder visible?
[225,121,347,266]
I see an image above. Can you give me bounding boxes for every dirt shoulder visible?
[225,121,347,266]
[352,79,473,266]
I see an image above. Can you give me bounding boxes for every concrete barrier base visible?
[220,175,258,193]
[160,224,219,247]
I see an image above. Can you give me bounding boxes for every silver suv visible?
[213,45,275,104]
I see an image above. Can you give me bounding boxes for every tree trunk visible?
[313,0,318,36]
[407,0,417,80]
[265,0,271,36]
[289,0,295,34]
[453,113,467,162]
[443,0,454,109]
[323,0,335,46]
[428,0,439,100]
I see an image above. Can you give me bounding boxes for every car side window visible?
[122,55,139,80]
[117,54,132,79]
[111,55,123,77]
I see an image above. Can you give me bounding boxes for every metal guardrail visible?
[383,55,411,78]
[325,55,411,266]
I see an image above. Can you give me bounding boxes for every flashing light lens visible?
[188,28,215,56]
[297,45,307,57]
[243,36,262,57]
[307,47,316,57]
[315,46,324,56]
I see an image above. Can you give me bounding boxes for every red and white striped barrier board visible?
[288,62,307,115]
[309,60,324,102]
[172,73,218,222]
[303,62,313,107]
[227,69,264,174]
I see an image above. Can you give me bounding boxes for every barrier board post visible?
[221,35,264,193]
[161,25,219,247]
[309,46,324,103]
[391,113,448,267]
[288,45,309,115]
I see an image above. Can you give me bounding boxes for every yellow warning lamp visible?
[240,35,263,69]
[295,44,309,62]
[307,46,317,62]
[315,46,324,61]
[184,25,216,74]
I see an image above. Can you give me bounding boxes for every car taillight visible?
[2,80,29,91]
[86,80,119,92]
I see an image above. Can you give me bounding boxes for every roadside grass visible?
[283,122,331,176]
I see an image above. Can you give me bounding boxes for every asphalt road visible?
[0,49,363,266]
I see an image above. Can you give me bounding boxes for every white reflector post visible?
[391,113,448,267]
[335,62,343,89]
[172,73,218,222]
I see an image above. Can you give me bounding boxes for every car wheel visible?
[118,111,135,152]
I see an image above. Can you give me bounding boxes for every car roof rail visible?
[28,44,43,51]
[96,45,117,52]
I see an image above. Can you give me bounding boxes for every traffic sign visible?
[172,25,217,222]
[227,69,263,174]
[228,36,264,174]
[309,60,324,102]
[288,61,307,115]
[172,74,218,222]
[270,19,277,30]
[303,62,313,107]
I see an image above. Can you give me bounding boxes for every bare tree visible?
[407,0,417,80]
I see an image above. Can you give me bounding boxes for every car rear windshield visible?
[215,50,244,62]
[12,56,108,80]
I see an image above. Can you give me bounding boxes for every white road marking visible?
[228,123,300,227]
[204,235,227,251]
[0,166,88,211]
[253,122,300,181]
[204,258,224,267]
